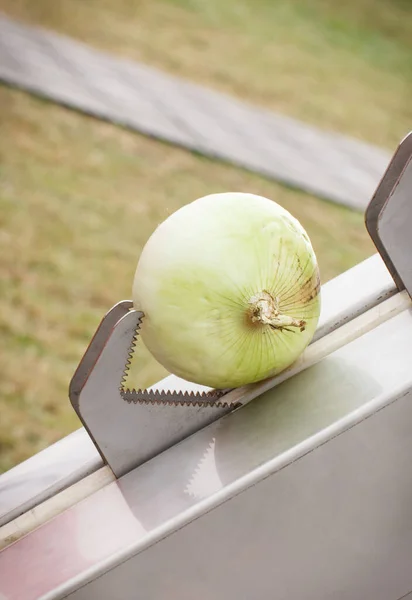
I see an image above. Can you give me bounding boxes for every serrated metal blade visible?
[70,305,240,478]
[122,389,234,407]
[118,312,234,407]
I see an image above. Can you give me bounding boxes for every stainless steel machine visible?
[0,132,411,600]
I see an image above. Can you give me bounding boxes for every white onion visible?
[132,192,321,389]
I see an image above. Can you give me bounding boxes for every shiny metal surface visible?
[0,252,396,527]
[313,251,395,341]
[69,300,132,411]
[74,308,237,479]
[0,429,100,528]
[64,386,412,600]
[378,153,412,298]
[365,131,412,293]
[1,290,406,551]
[1,306,412,599]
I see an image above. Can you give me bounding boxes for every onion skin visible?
[132,192,321,389]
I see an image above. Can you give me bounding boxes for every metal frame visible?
[1,132,412,600]
[365,131,412,295]
[0,252,398,527]
[1,299,412,600]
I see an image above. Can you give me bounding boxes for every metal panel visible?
[378,154,412,298]
[1,306,411,599]
[61,386,412,600]
[0,252,395,527]
[0,429,101,527]
[365,131,412,292]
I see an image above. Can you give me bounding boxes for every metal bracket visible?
[365,131,412,298]
[69,303,237,478]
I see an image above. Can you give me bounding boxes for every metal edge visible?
[365,131,412,290]
[67,301,134,471]
[40,381,412,600]
[68,300,132,414]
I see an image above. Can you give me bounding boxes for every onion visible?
[132,192,321,389]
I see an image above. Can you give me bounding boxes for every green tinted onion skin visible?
[132,192,321,389]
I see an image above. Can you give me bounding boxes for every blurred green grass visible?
[1,0,409,471]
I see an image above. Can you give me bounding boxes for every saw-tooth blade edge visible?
[119,313,237,407]
[120,313,144,391]
[120,387,237,408]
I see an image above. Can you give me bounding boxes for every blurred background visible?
[0,0,411,473]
